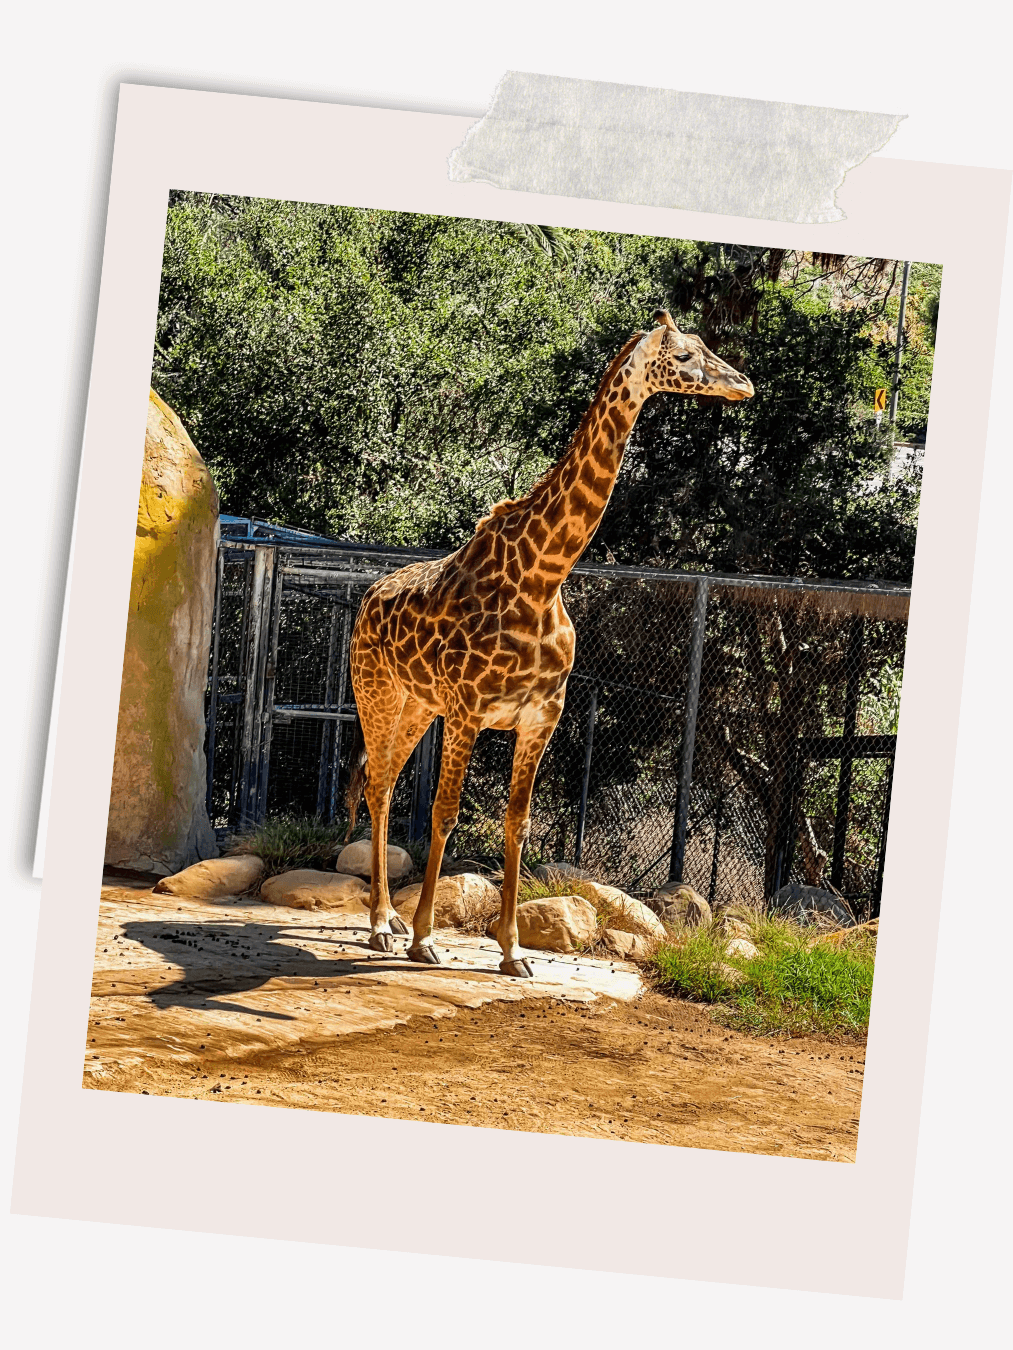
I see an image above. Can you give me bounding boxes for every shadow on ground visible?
[121,918,510,1019]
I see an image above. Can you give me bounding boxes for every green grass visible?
[226,814,431,883]
[729,942,874,1037]
[516,873,603,907]
[226,814,362,877]
[651,929,742,1003]
[651,922,875,1040]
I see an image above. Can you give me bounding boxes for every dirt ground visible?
[84,881,865,1161]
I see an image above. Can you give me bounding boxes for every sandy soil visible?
[84,882,865,1162]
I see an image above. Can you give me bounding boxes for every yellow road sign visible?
[874,388,887,412]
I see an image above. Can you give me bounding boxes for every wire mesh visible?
[205,536,907,913]
[204,552,253,831]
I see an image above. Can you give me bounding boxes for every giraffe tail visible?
[343,714,368,842]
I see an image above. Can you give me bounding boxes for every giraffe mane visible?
[476,331,646,528]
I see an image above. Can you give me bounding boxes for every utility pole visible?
[888,260,911,426]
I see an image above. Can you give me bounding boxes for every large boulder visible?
[393,873,501,928]
[336,839,413,882]
[655,884,712,930]
[104,390,219,876]
[579,882,666,938]
[511,894,598,953]
[725,937,759,960]
[260,870,370,912]
[770,883,854,928]
[602,928,653,961]
[152,854,264,899]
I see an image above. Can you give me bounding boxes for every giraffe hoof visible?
[389,914,409,936]
[407,944,441,966]
[368,932,394,953]
[499,958,534,979]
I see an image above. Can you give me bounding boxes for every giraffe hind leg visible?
[495,699,565,978]
[365,697,435,952]
[408,718,479,965]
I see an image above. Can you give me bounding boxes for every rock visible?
[718,915,753,940]
[718,962,747,987]
[533,861,591,882]
[153,854,264,899]
[105,390,220,875]
[725,937,758,960]
[816,918,880,947]
[579,882,666,937]
[511,894,598,953]
[602,928,653,961]
[260,870,370,912]
[336,839,413,881]
[392,873,501,927]
[770,883,854,928]
[656,885,712,929]
[715,902,755,923]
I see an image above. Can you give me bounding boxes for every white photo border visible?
[13,84,1011,1299]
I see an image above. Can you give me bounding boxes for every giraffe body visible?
[347,313,753,973]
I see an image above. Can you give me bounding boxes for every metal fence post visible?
[871,751,895,920]
[204,547,224,821]
[669,578,709,883]
[316,602,342,817]
[238,546,276,828]
[830,616,865,892]
[707,791,723,905]
[254,560,283,824]
[573,682,598,867]
[326,586,353,822]
[409,722,438,843]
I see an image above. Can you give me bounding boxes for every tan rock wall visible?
[104,390,219,875]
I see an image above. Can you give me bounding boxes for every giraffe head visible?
[625,310,754,402]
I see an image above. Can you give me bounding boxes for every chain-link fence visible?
[206,517,907,919]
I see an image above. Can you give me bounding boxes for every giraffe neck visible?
[502,354,647,602]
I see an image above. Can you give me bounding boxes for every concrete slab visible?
[83,884,643,1082]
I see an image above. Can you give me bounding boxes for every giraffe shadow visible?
[120,918,516,1018]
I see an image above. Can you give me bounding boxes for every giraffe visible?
[345,311,754,976]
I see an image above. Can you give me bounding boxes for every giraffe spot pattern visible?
[346,313,753,954]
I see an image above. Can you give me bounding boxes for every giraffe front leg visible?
[496,702,565,978]
[409,720,478,966]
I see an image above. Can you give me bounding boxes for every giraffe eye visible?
[676,353,693,362]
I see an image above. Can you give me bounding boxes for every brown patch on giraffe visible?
[542,494,567,530]
[578,459,601,490]
[516,534,537,571]
[527,518,548,550]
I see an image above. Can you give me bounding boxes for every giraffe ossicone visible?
[345,312,754,976]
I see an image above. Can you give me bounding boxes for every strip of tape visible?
[448,72,905,224]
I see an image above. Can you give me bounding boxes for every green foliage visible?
[651,928,739,1003]
[226,813,358,875]
[723,937,875,1038]
[154,196,931,586]
[605,281,920,578]
[650,919,876,1038]
[862,261,941,442]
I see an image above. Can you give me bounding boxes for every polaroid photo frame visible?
[13,84,1009,1299]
